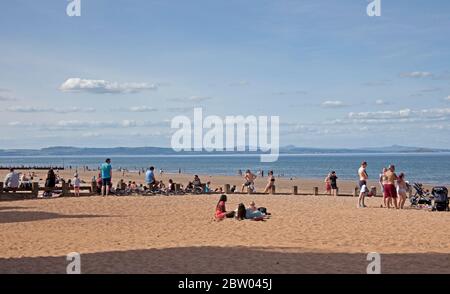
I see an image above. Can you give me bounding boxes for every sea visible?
[1,153,449,185]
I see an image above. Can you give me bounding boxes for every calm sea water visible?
[1,153,449,185]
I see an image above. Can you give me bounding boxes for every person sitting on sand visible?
[73,173,81,197]
[204,181,211,193]
[185,181,194,193]
[245,201,268,221]
[4,168,20,190]
[241,169,257,192]
[193,175,202,189]
[145,166,158,190]
[396,172,408,209]
[167,179,175,193]
[263,170,275,194]
[215,195,235,220]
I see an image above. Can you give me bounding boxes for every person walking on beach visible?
[383,165,398,209]
[101,158,112,197]
[263,170,275,194]
[396,172,408,209]
[241,169,257,193]
[4,168,20,190]
[357,162,369,208]
[329,171,338,196]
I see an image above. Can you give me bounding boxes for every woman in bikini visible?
[263,170,275,194]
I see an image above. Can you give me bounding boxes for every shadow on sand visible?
[0,246,448,274]
[0,211,109,224]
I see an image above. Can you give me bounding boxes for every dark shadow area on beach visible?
[0,246,448,274]
[0,206,34,211]
[0,211,109,224]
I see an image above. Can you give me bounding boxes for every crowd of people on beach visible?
[0,157,423,213]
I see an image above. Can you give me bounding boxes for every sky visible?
[0,0,450,149]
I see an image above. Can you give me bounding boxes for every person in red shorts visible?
[383,165,398,209]
[215,195,235,220]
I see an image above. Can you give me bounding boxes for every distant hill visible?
[0,145,448,156]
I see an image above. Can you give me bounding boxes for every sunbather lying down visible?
[245,201,271,221]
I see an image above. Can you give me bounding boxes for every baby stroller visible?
[431,186,449,212]
[410,183,432,207]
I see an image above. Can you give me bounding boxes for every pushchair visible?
[410,183,433,207]
[431,186,449,212]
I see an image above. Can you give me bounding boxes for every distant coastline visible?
[0,145,449,157]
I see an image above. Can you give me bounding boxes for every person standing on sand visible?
[383,165,398,209]
[101,158,112,197]
[241,169,257,192]
[324,173,332,195]
[263,170,275,194]
[357,162,369,208]
[329,171,338,197]
[73,173,81,197]
[396,172,408,209]
[379,168,388,207]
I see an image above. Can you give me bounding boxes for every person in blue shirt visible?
[101,158,112,196]
[145,166,158,190]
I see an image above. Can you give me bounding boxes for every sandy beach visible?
[0,169,449,274]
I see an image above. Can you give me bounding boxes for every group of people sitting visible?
[3,168,36,190]
[214,194,271,221]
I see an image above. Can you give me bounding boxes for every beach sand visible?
[0,169,449,274]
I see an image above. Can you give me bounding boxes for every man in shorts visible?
[241,169,257,193]
[101,158,112,196]
[383,165,398,209]
[357,161,369,208]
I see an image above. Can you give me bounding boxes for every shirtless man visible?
[384,165,398,209]
[357,161,369,208]
[241,169,257,192]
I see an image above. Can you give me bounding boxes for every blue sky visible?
[0,0,449,149]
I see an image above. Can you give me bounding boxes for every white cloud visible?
[8,119,168,130]
[59,78,158,94]
[375,99,388,105]
[445,96,450,101]
[114,106,158,112]
[400,71,433,78]
[348,108,450,124]
[321,100,346,108]
[168,96,213,103]
[6,106,95,113]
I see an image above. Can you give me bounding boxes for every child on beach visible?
[72,173,81,197]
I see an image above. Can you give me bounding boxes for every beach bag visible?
[258,207,267,214]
